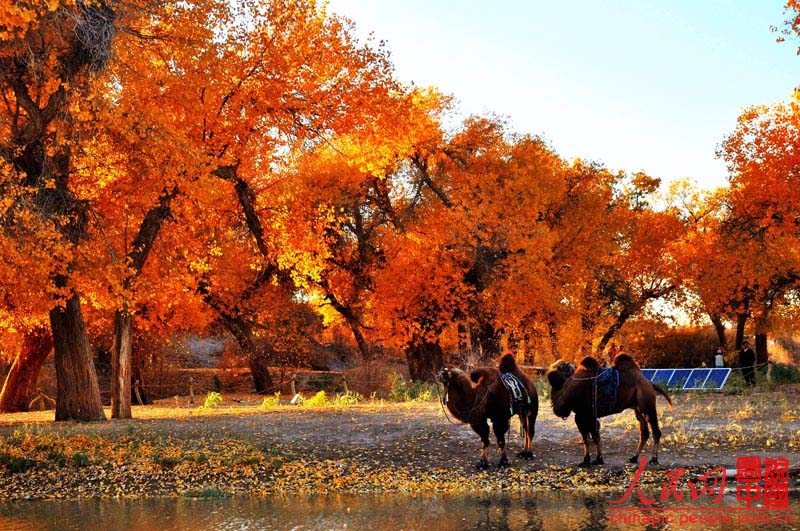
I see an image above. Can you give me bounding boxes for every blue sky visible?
[326,1,799,190]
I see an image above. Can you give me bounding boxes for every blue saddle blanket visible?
[593,368,619,417]
[501,373,531,416]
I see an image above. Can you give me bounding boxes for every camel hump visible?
[611,353,638,370]
[470,367,499,386]
[578,356,600,372]
[498,353,519,374]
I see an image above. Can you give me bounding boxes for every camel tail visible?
[652,382,673,409]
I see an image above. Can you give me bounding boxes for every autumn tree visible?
[85,0,404,400]
[0,1,129,420]
[716,92,800,362]
[371,117,568,378]
[667,180,737,350]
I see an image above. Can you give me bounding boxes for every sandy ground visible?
[1,385,797,474]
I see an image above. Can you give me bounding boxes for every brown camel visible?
[439,354,538,470]
[546,354,672,467]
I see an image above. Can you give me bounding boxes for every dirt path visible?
[0,387,797,499]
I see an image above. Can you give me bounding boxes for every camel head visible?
[438,367,464,386]
[546,360,576,419]
[546,360,576,390]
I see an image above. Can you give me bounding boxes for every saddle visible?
[593,367,619,418]
[500,373,532,417]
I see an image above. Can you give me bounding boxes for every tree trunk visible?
[406,339,444,382]
[457,322,470,353]
[476,321,501,362]
[735,313,748,350]
[248,352,275,393]
[227,320,274,393]
[596,308,634,357]
[50,293,106,421]
[0,328,53,412]
[710,314,727,351]
[132,348,151,405]
[349,321,371,362]
[521,333,536,365]
[111,309,132,419]
[755,332,769,366]
[507,331,521,357]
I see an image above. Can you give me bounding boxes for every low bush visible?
[202,391,223,409]
[387,373,436,402]
[260,392,282,409]
[302,390,329,407]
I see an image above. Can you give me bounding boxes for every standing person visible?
[739,341,756,387]
[714,346,725,368]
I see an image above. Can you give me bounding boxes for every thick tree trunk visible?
[50,293,106,421]
[226,319,274,393]
[406,339,444,382]
[248,353,275,393]
[0,328,53,412]
[755,332,769,366]
[111,309,133,419]
[710,314,727,351]
[735,313,748,350]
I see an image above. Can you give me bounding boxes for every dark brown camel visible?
[546,354,672,467]
[439,354,538,470]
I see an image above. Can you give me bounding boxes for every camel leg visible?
[591,419,603,465]
[646,405,661,465]
[493,417,510,468]
[576,414,593,467]
[516,411,534,459]
[471,420,491,470]
[629,408,650,464]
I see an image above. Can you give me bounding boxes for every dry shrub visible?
[344,359,409,397]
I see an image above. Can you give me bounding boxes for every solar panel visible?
[668,369,693,389]
[651,369,674,387]
[701,368,731,390]
[684,368,711,389]
[639,367,732,391]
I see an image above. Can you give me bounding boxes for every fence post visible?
[290,374,297,396]
[189,376,195,404]
[342,374,349,394]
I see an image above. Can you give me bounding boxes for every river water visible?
[0,492,798,530]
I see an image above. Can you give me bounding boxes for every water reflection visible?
[0,492,797,530]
